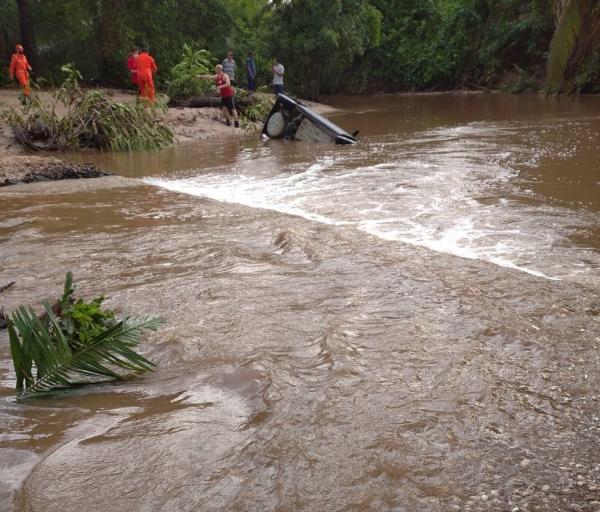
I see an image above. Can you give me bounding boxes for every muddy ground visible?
[0,86,335,185]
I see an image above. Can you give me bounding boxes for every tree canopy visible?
[1,0,599,96]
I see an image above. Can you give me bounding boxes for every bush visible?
[166,44,216,99]
[2,64,173,151]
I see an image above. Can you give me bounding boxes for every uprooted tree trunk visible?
[2,65,174,152]
[168,95,259,108]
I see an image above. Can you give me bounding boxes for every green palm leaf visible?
[547,0,583,93]
[547,0,600,93]
[8,274,164,400]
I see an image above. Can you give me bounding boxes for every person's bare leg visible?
[222,106,231,126]
[231,108,239,128]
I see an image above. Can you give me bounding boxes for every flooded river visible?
[1,93,599,511]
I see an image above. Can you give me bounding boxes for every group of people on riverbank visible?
[196,51,285,128]
[7,43,284,129]
[216,51,285,95]
[126,48,284,97]
[126,48,158,103]
[126,47,285,126]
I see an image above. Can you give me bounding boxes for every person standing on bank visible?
[198,64,240,128]
[272,57,284,95]
[246,51,257,91]
[9,44,32,100]
[222,51,236,86]
[127,48,139,91]
[137,48,158,104]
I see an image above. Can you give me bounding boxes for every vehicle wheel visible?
[266,112,286,138]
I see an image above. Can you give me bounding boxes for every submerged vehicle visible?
[262,94,358,145]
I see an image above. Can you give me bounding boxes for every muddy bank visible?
[0,87,337,148]
[0,156,110,187]
[0,87,337,186]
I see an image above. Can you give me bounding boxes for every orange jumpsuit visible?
[136,52,157,103]
[9,53,31,97]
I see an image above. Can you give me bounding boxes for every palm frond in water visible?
[8,303,163,399]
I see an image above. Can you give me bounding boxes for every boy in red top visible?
[136,49,157,104]
[198,64,240,127]
[9,44,32,98]
[127,48,139,89]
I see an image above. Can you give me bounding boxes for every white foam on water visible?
[145,174,344,226]
[144,121,597,283]
[146,168,559,281]
[358,217,558,280]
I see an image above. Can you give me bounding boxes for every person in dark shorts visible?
[198,64,240,127]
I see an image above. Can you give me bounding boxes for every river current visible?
[1,93,599,511]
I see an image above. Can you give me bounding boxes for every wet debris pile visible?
[1,65,173,152]
[0,156,110,187]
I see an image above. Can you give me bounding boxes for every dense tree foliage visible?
[547,0,600,93]
[267,0,382,98]
[1,0,599,96]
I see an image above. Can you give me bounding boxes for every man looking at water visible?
[272,57,284,95]
[222,51,237,86]
[198,64,240,128]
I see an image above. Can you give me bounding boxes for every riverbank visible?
[0,156,110,187]
[0,86,337,185]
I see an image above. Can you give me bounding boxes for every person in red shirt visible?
[127,48,139,90]
[9,44,32,99]
[136,49,157,104]
[198,64,240,127]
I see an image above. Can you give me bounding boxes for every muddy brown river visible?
[1,94,600,511]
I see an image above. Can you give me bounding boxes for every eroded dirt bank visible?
[0,156,110,187]
[0,87,335,186]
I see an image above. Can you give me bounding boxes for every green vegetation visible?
[1,0,599,97]
[267,0,382,98]
[2,65,173,151]
[546,0,600,93]
[167,44,215,99]
[164,45,274,128]
[235,89,274,129]
[7,272,163,399]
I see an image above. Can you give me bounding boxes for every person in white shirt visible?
[222,51,236,85]
[272,57,284,95]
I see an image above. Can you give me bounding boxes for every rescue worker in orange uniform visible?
[127,48,139,90]
[136,49,157,104]
[9,44,32,99]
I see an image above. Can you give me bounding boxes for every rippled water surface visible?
[1,94,600,511]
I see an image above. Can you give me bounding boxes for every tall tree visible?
[15,0,37,70]
[267,0,381,98]
[547,0,600,93]
[97,0,125,84]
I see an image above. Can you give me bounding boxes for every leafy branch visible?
[7,272,164,399]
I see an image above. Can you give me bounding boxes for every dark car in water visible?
[262,94,358,145]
